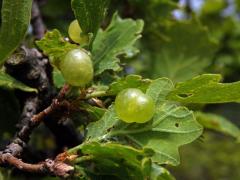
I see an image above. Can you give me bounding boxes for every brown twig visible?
[0,152,74,177]
[4,47,52,157]
[31,84,70,123]
[31,99,71,123]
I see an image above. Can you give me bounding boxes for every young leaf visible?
[0,0,32,65]
[36,29,77,68]
[87,78,203,165]
[0,71,37,92]
[70,142,154,180]
[92,13,144,75]
[167,74,240,103]
[195,112,240,140]
[71,0,110,37]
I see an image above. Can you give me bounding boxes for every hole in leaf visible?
[107,125,115,132]
[136,155,144,161]
[177,93,193,98]
[175,123,179,127]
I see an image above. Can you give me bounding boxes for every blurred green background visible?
[1,0,240,179]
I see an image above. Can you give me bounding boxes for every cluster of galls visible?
[62,20,155,124]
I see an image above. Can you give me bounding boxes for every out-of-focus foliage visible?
[40,0,72,34]
[109,0,240,83]
[144,20,217,82]
[195,112,240,140]
[170,132,240,180]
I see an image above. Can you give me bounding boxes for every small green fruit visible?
[115,88,155,123]
[60,49,93,87]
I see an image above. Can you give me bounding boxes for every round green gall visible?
[115,88,155,123]
[68,20,89,45]
[60,49,93,87]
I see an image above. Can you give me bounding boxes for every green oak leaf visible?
[195,112,240,140]
[167,74,240,103]
[149,20,218,82]
[36,29,77,68]
[0,0,32,65]
[125,104,202,166]
[86,105,118,141]
[146,78,174,105]
[71,0,110,38]
[85,75,151,99]
[0,71,37,92]
[69,142,154,180]
[87,78,203,165]
[92,13,144,75]
[107,75,151,95]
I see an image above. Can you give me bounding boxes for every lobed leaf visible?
[87,78,203,165]
[92,13,144,75]
[167,74,240,103]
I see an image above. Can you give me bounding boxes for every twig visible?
[0,152,74,177]
[31,0,46,39]
[31,84,70,123]
[4,47,52,157]
[31,100,71,123]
